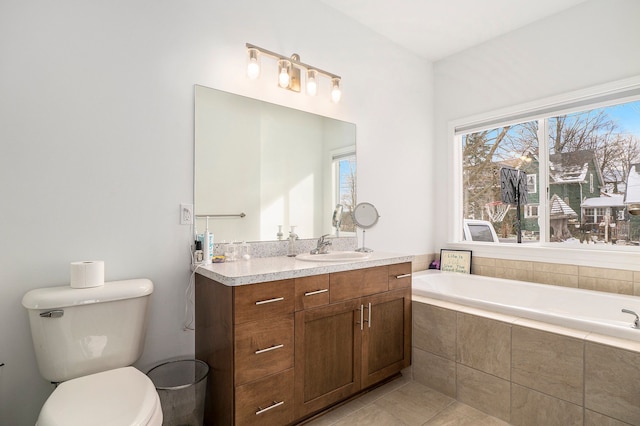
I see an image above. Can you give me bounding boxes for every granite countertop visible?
[194,251,413,286]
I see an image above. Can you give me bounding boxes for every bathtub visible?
[412,270,640,342]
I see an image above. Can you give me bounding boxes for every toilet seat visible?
[37,366,162,426]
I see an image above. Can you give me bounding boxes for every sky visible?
[603,100,640,137]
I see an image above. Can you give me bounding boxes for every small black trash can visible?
[147,359,209,426]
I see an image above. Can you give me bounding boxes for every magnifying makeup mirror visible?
[352,202,380,252]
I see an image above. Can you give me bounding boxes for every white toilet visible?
[22,279,162,426]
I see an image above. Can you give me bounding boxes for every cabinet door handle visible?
[359,304,364,330]
[255,344,284,355]
[256,400,284,415]
[395,273,411,279]
[255,297,284,305]
[304,288,328,296]
[364,302,371,328]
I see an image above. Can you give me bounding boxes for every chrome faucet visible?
[622,309,640,329]
[310,234,332,255]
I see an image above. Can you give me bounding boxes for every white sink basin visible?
[296,251,371,262]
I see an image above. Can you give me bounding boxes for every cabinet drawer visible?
[295,275,330,311]
[330,266,388,302]
[235,368,294,426]
[234,314,294,385]
[234,279,294,324]
[388,262,412,290]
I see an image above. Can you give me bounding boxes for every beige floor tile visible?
[373,381,454,426]
[424,402,511,426]
[304,398,368,426]
[356,373,413,406]
[584,409,633,426]
[332,404,409,426]
[307,379,507,426]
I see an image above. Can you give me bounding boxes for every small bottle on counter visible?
[239,241,251,260]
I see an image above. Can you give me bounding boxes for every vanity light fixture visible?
[246,42,342,102]
[247,48,260,79]
[331,77,341,103]
[306,69,318,96]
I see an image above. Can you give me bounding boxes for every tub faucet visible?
[621,309,640,329]
[310,234,332,255]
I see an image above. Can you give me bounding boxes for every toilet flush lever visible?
[621,309,640,329]
[40,310,64,318]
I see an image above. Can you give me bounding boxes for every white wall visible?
[0,0,433,423]
[433,0,640,253]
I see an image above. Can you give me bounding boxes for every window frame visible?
[330,146,356,237]
[447,76,640,269]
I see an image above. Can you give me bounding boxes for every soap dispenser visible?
[287,226,298,257]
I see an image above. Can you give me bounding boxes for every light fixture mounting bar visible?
[246,43,340,80]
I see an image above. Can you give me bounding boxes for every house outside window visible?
[457,90,640,247]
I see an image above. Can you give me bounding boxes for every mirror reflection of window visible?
[331,148,356,234]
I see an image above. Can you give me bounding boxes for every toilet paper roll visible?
[70,261,105,289]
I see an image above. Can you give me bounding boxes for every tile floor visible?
[305,374,509,426]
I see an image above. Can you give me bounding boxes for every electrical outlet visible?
[180,203,193,225]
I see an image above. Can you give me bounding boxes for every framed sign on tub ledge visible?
[440,249,472,274]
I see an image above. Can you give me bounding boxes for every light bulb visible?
[247,48,260,79]
[278,60,291,88]
[306,69,318,96]
[331,78,341,103]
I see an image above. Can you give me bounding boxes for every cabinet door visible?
[361,288,412,388]
[294,299,362,419]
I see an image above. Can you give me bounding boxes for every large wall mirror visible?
[195,85,356,243]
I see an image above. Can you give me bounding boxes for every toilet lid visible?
[37,366,160,426]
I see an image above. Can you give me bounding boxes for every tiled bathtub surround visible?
[471,256,640,295]
[412,301,640,425]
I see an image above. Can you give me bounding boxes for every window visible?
[457,85,640,248]
[524,205,539,218]
[332,149,356,233]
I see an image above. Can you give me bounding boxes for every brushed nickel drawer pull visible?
[256,400,284,415]
[304,288,328,297]
[255,297,284,305]
[255,344,284,354]
[359,304,364,330]
[395,273,411,279]
[363,303,371,327]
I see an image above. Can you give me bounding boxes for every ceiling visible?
[318,0,589,61]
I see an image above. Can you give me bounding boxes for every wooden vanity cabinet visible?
[294,263,412,420]
[195,276,295,426]
[195,262,411,426]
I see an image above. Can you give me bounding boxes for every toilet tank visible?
[22,279,153,383]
